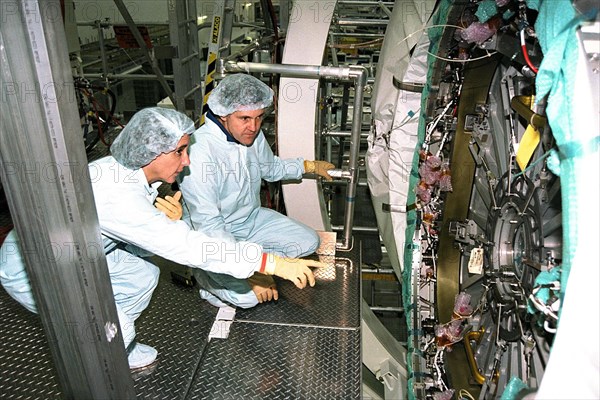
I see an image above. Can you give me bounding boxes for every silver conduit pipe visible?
[330,32,385,38]
[337,18,389,26]
[338,0,394,5]
[220,61,367,250]
[332,225,379,233]
[82,73,174,80]
[96,20,109,85]
[221,60,355,80]
[322,130,370,139]
[76,21,168,27]
[343,66,368,250]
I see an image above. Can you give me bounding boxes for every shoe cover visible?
[199,289,229,308]
[128,342,158,369]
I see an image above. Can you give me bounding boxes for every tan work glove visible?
[304,160,335,181]
[248,273,279,303]
[154,191,183,220]
[262,254,327,289]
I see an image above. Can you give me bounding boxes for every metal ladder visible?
[167,0,204,119]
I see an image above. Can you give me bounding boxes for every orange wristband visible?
[259,253,268,273]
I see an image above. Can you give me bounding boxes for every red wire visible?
[89,92,125,128]
[521,44,539,73]
[83,89,110,146]
[520,30,539,74]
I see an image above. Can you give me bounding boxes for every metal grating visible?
[188,322,361,400]
[133,262,216,399]
[0,255,363,399]
[0,289,62,399]
[236,258,360,328]
[0,261,217,400]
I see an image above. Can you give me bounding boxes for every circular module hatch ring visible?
[406,1,565,397]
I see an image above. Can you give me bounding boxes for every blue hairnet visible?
[111,107,195,169]
[207,74,274,116]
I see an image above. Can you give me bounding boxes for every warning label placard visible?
[113,25,153,49]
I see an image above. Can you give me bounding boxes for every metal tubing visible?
[119,64,144,75]
[510,95,547,130]
[464,329,487,385]
[329,33,339,66]
[323,82,334,161]
[77,20,167,27]
[197,21,267,32]
[184,84,203,99]
[222,60,353,80]
[323,130,370,138]
[82,73,174,80]
[221,61,367,249]
[338,66,368,249]
[179,17,196,27]
[369,306,404,313]
[340,84,351,131]
[330,32,385,38]
[362,268,396,274]
[337,18,389,26]
[332,225,378,233]
[338,0,394,5]
[82,58,104,69]
[78,63,144,81]
[96,21,109,84]
[181,51,200,65]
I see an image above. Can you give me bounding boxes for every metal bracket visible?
[375,359,402,399]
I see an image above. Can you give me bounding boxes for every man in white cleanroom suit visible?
[0,107,324,371]
[178,74,334,309]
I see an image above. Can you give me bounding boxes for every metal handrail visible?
[219,61,367,250]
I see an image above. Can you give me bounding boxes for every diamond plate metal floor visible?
[0,249,362,399]
[0,292,62,400]
[236,257,360,328]
[188,323,361,400]
[0,117,363,398]
[0,260,218,399]
[129,262,218,400]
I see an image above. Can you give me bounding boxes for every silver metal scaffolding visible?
[168,0,203,116]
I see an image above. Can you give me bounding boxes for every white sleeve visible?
[96,189,261,279]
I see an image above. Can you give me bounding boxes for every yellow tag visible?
[516,124,541,171]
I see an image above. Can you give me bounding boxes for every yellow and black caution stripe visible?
[200,13,222,125]
[201,52,217,124]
